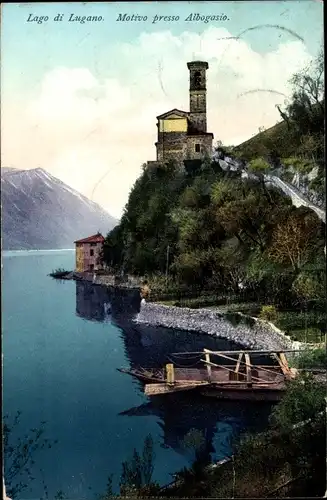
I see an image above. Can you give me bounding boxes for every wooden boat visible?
[118,349,299,402]
[49,270,73,279]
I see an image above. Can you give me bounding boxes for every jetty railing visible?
[161,349,298,389]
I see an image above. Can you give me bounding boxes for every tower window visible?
[195,144,201,153]
[90,249,94,256]
[194,71,201,87]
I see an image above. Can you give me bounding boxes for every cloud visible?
[2,26,313,218]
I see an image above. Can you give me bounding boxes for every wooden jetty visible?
[118,349,299,402]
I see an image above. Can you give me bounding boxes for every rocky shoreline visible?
[54,271,142,289]
[54,272,323,352]
[134,302,321,352]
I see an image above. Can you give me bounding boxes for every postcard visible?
[2,1,325,499]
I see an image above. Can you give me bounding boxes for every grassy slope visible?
[235,120,286,148]
[233,120,290,160]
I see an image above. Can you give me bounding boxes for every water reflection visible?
[74,281,273,464]
[76,281,114,322]
[75,281,248,368]
[119,393,271,462]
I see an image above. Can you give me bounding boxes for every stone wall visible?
[135,302,295,351]
[94,274,141,288]
[188,108,207,133]
[156,131,187,162]
[74,272,142,289]
[186,134,213,160]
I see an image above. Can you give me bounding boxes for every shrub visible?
[276,311,327,332]
[282,157,297,167]
[282,157,314,174]
[259,305,278,322]
[248,157,270,173]
[291,348,327,369]
[288,327,325,343]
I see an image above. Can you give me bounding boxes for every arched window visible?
[194,71,201,88]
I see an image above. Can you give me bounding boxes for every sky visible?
[1,1,324,219]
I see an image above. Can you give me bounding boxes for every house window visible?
[90,242,97,247]
[195,143,201,153]
[90,249,94,256]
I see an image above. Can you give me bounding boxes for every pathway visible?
[264,174,325,223]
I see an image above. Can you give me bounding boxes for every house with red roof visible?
[74,232,105,273]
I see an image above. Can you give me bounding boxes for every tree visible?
[217,196,268,252]
[277,48,324,163]
[291,347,327,370]
[291,271,326,341]
[208,374,326,498]
[119,434,159,497]
[3,412,58,499]
[102,225,125,271]
[269,373,325,430]
[210,180,233,206]
[298,133,324,163]
[292,272,325,303]
[171,251,206,285]
[268,212,318,271]
[248,157,270,174]
[248,157,275,204]
[179,186,199,208]
[180,428,208,463]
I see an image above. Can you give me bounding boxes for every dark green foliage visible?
[3,411,58,499]
[163,375,326,498]
[291,348,327,369]
[269,373,325,428]
[98,434,160,498]
[119,434,158,496]
[103,160,186,276]
[276,310,326,333]
[102,52,325,316]
[103,156,324,310]
[309,174,325,195]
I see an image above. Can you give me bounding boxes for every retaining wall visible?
[134,302,321,352]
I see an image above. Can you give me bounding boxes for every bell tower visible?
[187,61,208,134]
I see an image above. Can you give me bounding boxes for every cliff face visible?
[1,167,117,250]
[290,168,325,208]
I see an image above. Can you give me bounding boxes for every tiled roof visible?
[74,233,105,244]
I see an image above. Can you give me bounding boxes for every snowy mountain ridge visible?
[1,167,117,250]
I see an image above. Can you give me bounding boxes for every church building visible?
[148,61,214,166]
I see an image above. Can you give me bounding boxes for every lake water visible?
[2,250,273,499]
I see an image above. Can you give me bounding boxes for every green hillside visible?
[102,50,325,334]
[233,49,324,164]
[233,120,289,161]
[233,104,323,165]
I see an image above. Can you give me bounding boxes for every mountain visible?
[1,167,118,250]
